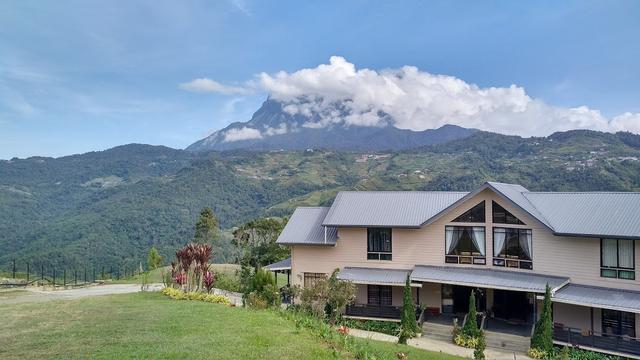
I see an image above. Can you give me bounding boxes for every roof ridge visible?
[528,191,640,194]
[336,190,470,194]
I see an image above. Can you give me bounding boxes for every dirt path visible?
[0,283,163,304]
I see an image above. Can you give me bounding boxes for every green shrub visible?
[454,333,479,348]
[214,272,241,292]
[398,275,418,344]
[530,284,553,354]
[473,330,485,360]
[341,319,400,336]
[161,287,231,305]
[461,290,479,338]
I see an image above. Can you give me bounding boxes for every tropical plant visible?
[173,243,213,292]
[202,271,216,293]
[398,275,418,344]
[530,284,554,356]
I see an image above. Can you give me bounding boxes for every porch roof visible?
[263,257,291,271]
[410,265,569,293]
[337,267,420,287]
[551,284,640,314]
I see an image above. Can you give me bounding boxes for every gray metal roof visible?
[337,267,416,286]
[552,284,640,314]
[410,265,569,293]
[263,257,291,271]
[486,182,554,230]
[276,207,337,246]
[524,192,640,238]
[322,191,468,228]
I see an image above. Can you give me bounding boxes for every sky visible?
[1,1,639,159]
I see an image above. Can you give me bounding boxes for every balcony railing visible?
[345,304,402,319]
[553,325,640,357]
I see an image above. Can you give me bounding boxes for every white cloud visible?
[223,127,262,142]
[264,122,288,136]
[179,78,250,95]
[254,56,640,136]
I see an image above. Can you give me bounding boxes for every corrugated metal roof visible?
[552,284,640,314]
[337,267,415,286]
[486,182,554,230]
[264,257,291,271]
[322,191,468,227]
[276,207,337,246]
[524,192,640,238]
[410,265,569,293]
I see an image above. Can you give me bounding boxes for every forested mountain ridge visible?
[2,130,640,270]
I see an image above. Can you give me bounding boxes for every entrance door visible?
[451,286,486,314]
[492,290,530,323]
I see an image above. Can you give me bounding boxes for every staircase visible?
[421,322,454,342]
[484,330,530,353]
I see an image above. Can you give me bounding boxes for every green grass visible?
[0,289,27,299]
[0,292,463,360]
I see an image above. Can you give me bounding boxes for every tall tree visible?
[398,275,419,344]
[232,217,289,268]
[462,290,479,337]
[194,207,219,244]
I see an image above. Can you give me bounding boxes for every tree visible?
[474,330,486,360]
[326,269,356,325]
[194,207,219,244]
[398,275,418,344]
[462,290,479,337]
[232,217,289,268]
[147,246,163,271]
[530,284,554,354]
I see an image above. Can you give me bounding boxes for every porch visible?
[553,325,640,358]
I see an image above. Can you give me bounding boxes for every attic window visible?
[452,201,486,223]
[492,201,525,225]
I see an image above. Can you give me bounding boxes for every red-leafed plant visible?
[203,270,216,293]
[173,243,213,292]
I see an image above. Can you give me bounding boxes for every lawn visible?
[0,292,463,360]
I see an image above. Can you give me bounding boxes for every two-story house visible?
[271,182,640,358]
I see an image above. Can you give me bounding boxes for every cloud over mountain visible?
[255,56,640,136]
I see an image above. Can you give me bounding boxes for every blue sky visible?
[1,0,639,159]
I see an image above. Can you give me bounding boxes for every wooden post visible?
[63,269,66,286]
[53,268,56,286]
[12,259,16,279]
[26,262,30,284]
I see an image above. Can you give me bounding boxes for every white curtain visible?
[618,239,634,268]
[493,228,506,257]
[445,227,459,254]
[519,230,533,260]
[601,239,618,267]
[470,227,486,255]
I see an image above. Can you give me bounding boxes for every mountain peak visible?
[187,99,476,152]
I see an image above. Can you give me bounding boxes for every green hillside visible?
[2,130,640,271]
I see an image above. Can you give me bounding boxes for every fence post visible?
[53,268,56,287]
[41,264,44,283]
[63,269,66,286]
[26,262,30,284]
[74,269,77,285]
[93,268,96,283]
[84,266,87,283]
[12,259,16,279]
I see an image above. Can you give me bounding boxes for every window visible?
[492,201,525,225]
[367,285,392,306]
[452,201,486,223]
[493,228,533,269]
[303,273,326,288]
[367,228,392,260]
[445,226,486,265]
[601,239,635,280]
[602,309,636,337]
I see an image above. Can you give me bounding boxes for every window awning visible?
[337,267,420,287]
[410,265,569,293]
[550,284,640,314]
[263,258,291,271]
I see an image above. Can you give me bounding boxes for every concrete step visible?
[422,322,454,342]
[485,331,530,353]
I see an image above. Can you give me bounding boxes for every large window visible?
[452,201,486,223]
[492,201,525,225]
[445,226,486,265]
[367,228,392,261]
[367,285,392,306]
[493,227,533,269]
[601,239,635,280]
[304,273,326,288]
[602,309,636,337]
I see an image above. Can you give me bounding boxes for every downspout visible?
[324,226,327,244]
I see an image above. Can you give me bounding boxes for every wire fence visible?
[0,259,144,288]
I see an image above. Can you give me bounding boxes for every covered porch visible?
[337,267,421,321]
[549,284,640,359]
[411,265,569,337]
[264,257,292,303]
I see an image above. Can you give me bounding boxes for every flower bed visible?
[161,287,231,305]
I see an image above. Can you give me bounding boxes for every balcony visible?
[345,304,402,320]
[553,325,640,357]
